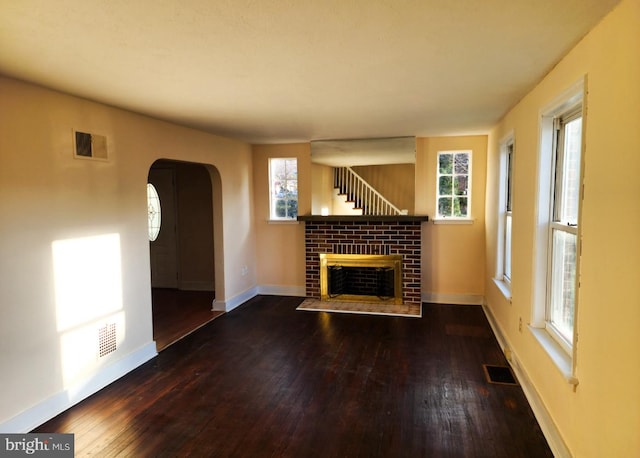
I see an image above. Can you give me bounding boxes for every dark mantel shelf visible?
[297,215,428,222]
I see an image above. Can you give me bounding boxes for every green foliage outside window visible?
[275,188,298,218]
[437,151,470,218]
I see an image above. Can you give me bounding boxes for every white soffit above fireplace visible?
[311,137,416,167]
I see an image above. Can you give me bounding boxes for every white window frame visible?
[494,134,514,299]
[546,106,582,353]
[268,157,298,221]
[435,150,472,221]
[531,77,586,384]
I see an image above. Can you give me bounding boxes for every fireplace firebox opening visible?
[319,253,403,304]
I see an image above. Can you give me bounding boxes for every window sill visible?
[433,218,475,225]
[529,326,578,386]
[492,278,512,301]
[266,219,300,225]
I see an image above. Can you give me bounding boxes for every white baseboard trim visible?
[422,292,484,305]
[178,280,215,291]
[257,285,306,297]
[1,342,157,433]
[212,286,258,312]
[482,304,571,458]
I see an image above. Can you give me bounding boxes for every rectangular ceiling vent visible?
[98,323,117,358]
[74,130,108,160]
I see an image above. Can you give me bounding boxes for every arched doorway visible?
[148,159,223,350]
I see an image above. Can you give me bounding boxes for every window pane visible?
[285,159,297,180]
[286,180,298,194]
[506,144,513,212]
[559,118,582,225]
[504,214,512,281]
[272,160,285,180]
[287,199,298,217]
[438,197,452,217]
[454,153,469,174]
[453,197,467,217]
[454,175,468,195]
[439,176,452,196]
[549,230,576,343]
[439,153,452,174]
[269,158,298,219]
[275,199,287,217]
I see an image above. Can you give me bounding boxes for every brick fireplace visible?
[298,215,428,306]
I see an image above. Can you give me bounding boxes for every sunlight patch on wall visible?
[52,234,123,331]
[59,311,125,389]
[52,233,126,391]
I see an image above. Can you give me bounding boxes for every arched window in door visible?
[147,183,161,241]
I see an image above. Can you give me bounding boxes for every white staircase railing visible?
[333,167,403,216]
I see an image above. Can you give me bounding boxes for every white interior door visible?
[149,167,179,288]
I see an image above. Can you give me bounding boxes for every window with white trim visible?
[436,150,471,219]
[531,80,585,381]
[546,105,582,350]
[533,81,584,355]
[497,138,514,289]
[269,158,298,220]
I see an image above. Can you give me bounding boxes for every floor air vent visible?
[483,364,518,385]
[98,323,117,358]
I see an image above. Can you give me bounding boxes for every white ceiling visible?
[0,0,620,144]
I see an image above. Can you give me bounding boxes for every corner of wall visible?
[213,286,259,312]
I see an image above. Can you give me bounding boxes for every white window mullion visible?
[549,221,578,235]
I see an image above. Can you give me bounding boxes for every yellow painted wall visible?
[311,163,334,215]
[252,143,311,293]
[0,76,255,429]
[484,0,640,455]
[416,135,487,301]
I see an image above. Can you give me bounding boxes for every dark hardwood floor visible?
[152,288,223,351]
[35,296,552,457]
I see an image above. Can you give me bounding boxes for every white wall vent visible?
[74,130,108,160]
[98,323,117,358]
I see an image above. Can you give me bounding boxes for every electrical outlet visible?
[241,266,248,276]
[518,317,523,333]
